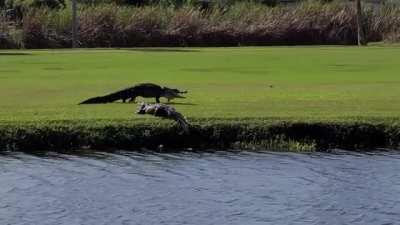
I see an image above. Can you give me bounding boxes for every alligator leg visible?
[156,96,160,103]
[129,96,136,103]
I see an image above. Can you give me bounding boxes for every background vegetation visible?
[1,0,400,48]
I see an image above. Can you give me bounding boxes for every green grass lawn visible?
[1,46,400,122]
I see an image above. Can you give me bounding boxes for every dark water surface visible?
[1,150,400,225]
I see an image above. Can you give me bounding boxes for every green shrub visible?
[21,8,70,48]
[0,120,397,152]
[5,0,66,11]
[7,0,66,8]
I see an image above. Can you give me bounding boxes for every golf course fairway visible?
[1,46,400,151]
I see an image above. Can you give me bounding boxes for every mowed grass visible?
[0,46,400,122]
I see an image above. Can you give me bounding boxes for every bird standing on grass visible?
[136,103,190,133]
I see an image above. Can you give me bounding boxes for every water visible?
[1,150,400,225]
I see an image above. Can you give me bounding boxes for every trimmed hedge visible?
[0,119,399,152]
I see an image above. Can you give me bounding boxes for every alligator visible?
[79,83,187,104]
[136,103,190,133]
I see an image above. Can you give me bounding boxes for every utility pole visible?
[72,0,78,48]
[356,0,367,46]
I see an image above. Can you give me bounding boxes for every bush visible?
[5,0,66,9]
[21,9,70,48]
[0,120,397,152]
[5,0,66,18]
[0,12,12,48]
[78,5,123,47]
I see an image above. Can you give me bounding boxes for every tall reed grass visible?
[1,0,400,48]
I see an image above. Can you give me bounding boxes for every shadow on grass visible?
[0,69,20,73]
[0,52,32,56]
[166,102,197,106]
[42,67,65,71]
[78,101,196,106]
[125,48,200,53]
[103,102,197,106]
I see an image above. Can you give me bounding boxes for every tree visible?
[356,0,367,46]
[72,0,77,48]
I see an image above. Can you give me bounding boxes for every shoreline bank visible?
[1,119,399,152]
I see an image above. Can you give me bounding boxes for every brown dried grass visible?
[2,1,400,48]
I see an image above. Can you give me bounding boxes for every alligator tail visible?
[79,96,108,104]
[79,91,126,104]
[173,112,190,134]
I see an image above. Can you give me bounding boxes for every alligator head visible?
[162,87,187,101]
[136,102,147,114]
[137,102,160,115]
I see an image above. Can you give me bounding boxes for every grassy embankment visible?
[1,46,400,151]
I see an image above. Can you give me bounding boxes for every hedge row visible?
[1,119,399,152]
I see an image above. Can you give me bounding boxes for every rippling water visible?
[1,150,400,225]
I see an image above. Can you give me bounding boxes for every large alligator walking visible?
[136,102,190,133]
[79,83,187,104]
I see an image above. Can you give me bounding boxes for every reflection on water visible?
[1,150,400,225]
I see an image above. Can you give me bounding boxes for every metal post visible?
[72,0,78,48]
